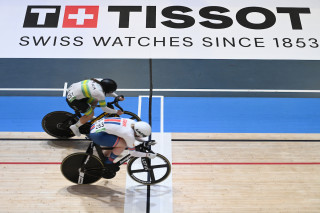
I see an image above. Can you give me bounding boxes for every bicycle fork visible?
[78,142,95,184]
[78,154,91,184]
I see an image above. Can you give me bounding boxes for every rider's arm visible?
[128,147,156,159]
[106,92,125,101]
[135,137,148,143]
[128,147,149,157]
[96,92,118,114]
[107,92,118,97]
[123,134,155,158]
[100,102,118,114]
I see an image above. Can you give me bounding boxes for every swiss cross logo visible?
[23,5,99,28]
[63,6,99,28]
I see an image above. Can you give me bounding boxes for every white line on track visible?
[2,88,320,93]
[125,96,172,213]
[62,82,68,97]
[138,96,164,133]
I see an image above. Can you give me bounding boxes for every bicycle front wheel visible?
[106,111,141,121]
[61,153,104,184]
[127,154,171,185]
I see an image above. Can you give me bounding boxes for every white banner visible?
[1,0,320,59]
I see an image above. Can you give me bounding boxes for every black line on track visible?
[0,138,89,141]
[146,58,153,213]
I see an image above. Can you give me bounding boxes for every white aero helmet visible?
[134,121,151,137]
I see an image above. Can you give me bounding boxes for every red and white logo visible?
[62,6,99,28]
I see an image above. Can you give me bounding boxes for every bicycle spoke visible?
[130,169,148,173]
[150,164,169,169]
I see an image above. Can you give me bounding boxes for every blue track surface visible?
[1,96,320,133]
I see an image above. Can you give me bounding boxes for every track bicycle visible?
[60,138,172,185]
[42,96,140,138]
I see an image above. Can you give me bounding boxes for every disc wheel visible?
[61,153,104,184]
[127,154,171,185]
[42,111,77,139]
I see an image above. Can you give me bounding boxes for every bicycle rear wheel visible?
[61,153,103,184]
[127,154,171,185]
[42,111,77,139]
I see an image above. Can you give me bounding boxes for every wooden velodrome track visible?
[1,132,320,213]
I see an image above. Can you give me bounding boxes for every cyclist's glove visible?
[116,95,124,101]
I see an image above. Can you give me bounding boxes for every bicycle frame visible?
[89,112,112,125]
[61,137,170,185]
[83,140,154,167]
[85,141,132,165]
[78,137,156,181]
[78,140,132,184]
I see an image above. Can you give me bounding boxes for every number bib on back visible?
[91,119,106,133]
[67,91,76,102]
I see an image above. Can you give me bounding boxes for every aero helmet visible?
[100,78,117,94]
[134,121,151,137]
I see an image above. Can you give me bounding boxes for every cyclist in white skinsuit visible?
[89,117,157,165]
[66,78,124,137]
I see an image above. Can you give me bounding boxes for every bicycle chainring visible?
[102,170,116,179]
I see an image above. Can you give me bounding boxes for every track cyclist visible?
[66,78,124,137]
[89,117,157,167]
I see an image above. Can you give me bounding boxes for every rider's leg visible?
[88,132,125,168]
[104,138,126,164]
[67,98,94,137]
[70,110,94,136]
[79,112,94,124]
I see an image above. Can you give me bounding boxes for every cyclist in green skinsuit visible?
[66,78,124,136]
